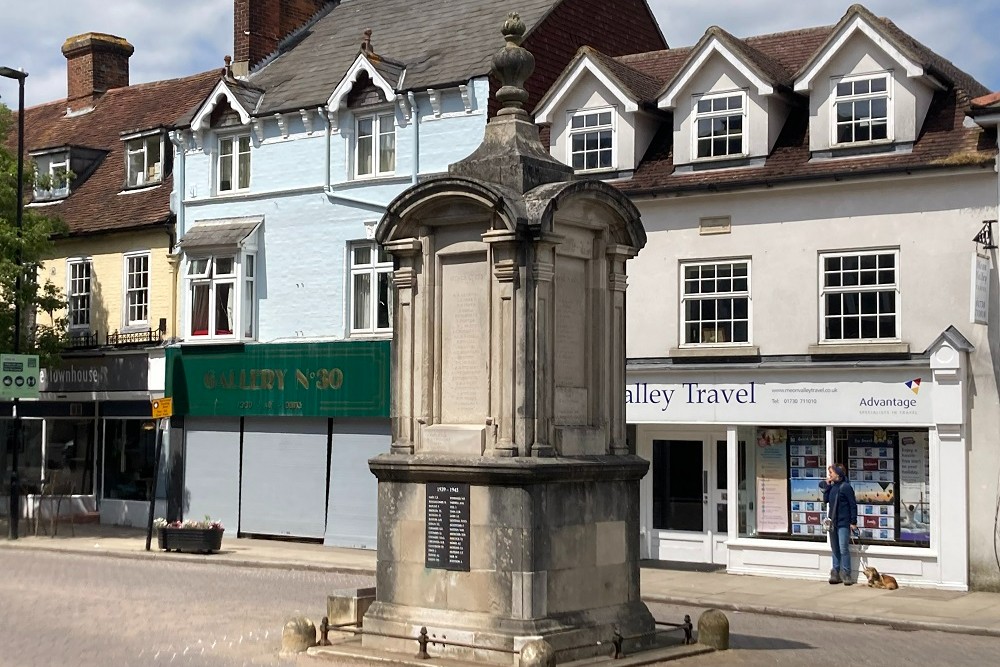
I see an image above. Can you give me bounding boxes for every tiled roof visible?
[10,70,219,237]
[586,8,995,195]
[582,47,662,104]
[179,217,262,248]
[240,0,560,116]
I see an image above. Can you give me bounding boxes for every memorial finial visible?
[491,12,535,117]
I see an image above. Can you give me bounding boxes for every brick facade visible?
[234,0,331,70]
[61,33,134,111]
[500,0,667,118]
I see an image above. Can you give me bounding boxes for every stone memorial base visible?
[360,454,658,664]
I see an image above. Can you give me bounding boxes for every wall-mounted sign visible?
[626,369,933,425]
[1,354,40,399]
[151,397,173,419]
[971,253,990,325]
[166,340,390,418]
[42,354,148,392]
[425,482,471,571]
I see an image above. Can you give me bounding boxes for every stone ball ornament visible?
[519,638,556,667]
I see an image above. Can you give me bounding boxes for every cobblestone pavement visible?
[648,602,1000,666]
[0,549,373,667]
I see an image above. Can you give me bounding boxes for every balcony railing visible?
[62,328,164,350]
[106,329,163,347]
[65,330,100,349]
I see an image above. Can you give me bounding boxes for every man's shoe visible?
[843,574,855,586]
[829,569,841,584]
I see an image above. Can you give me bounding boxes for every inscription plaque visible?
[425,482,471,571]
[440,256,489,423]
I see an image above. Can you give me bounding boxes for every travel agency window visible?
[568,108,614,171]
[350,241,393,335]
[735,425,929,547]
[820,249,899,342]
[681,259,751,345]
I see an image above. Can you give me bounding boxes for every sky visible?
[0,0,997,110]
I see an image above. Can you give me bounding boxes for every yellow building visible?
[0,31,218,529]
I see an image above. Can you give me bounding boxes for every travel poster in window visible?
[847,431,897,542]
[788,432,827,537]
[755,428,789,533]
[898,431,930,544]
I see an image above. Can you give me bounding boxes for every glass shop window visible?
[102,420,158,502]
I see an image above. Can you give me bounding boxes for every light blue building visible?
[163,0,667,546]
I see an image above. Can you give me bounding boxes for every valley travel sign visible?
[625,369,934,425]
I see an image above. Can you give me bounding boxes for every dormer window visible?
[569,108,613,171]
[125,134,163,188]
[218,134,251,193]
[694,92,745,159]
[33,151,71,200]
[833,74,890,145]
[356,111,395,178]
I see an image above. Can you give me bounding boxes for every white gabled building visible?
[536,3,1000,590]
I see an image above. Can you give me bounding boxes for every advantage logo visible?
[904,378,921,395]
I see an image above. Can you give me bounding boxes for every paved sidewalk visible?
[3,521,1000,638]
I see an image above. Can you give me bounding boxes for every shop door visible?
[648,435,728,564]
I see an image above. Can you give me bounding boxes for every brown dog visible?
[862,566,899,590]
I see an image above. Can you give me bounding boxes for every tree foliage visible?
[0,103,68,362]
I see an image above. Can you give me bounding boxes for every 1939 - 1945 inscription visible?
[425,483,470,571]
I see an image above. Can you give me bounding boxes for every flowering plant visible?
[154,516,224,531]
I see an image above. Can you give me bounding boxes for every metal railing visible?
[105,328,163,347]
[65,331,100,349]
[318,613,695,660]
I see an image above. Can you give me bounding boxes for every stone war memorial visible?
[311,13,711,666]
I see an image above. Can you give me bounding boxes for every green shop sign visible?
[166,340,390,418]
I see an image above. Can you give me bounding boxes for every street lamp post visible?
[1,66,27,540]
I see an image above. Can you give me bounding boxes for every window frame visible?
[567,106,616,172]
[831,72,892,147]
[216,132,252,194]
[354,109,397,179]
[33,152,71,200]
[184,252,255,341]
[692,90,748,161]
[819,249,900,343]
[349,241,394,336]
[122,251,151,330]
[67,258,93,331]
[124,133,164,188]
[679,258,752,347]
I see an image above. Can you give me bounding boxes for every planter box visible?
[157,527,224,554]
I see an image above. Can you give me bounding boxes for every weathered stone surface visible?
[519,638,555,667]
[327,588,376,628]
[697,609,730,650]
[280,615,316,656]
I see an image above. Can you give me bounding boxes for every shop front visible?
[166,340,390,548]
[0,351,162,527]
[627,333,970,590]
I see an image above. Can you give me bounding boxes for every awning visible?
[179,216,262,249]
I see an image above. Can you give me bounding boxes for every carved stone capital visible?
[493,259,518,284]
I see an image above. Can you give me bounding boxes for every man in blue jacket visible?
[819,464,858,585]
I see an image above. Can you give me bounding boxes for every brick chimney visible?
[232,0,331,77]
[62,32,133,112]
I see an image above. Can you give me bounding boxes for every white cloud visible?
[0,0,231,108]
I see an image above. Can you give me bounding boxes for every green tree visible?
[0,103,68,362]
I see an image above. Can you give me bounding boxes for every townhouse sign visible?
[41,355,148,392]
